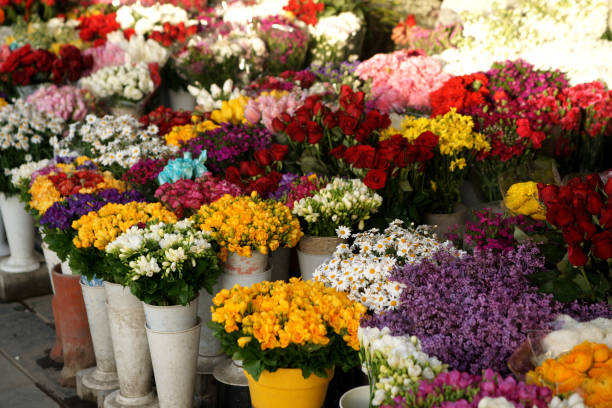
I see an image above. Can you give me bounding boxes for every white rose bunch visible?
[309,12,363,65]
[106,31,169,67]
[80,62,155,103]
[292,178,382,237]
[188,79,243,112]
[358,326,446,407]
[314,220,463,312]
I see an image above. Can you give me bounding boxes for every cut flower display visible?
[210,278,367,380]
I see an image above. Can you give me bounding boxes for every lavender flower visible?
[363,244,611,374]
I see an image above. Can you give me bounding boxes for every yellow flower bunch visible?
[0,98,7,108]
[382,108,490,156]
[72,202,177,250]
[504,181,546,221]
[527,341,612,408]
[193,192,303,261]
[209,95,250,125]
[164,119,219,147]
[211,278,366,351]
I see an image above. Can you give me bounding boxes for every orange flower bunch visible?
[527,341,612,408]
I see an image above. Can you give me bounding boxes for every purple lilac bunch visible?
[179,123,272,174]
[486,60,569,101]
[386,369,553,408]
[362,244,612,374]
[448,209,546,252]
[40,189,146,231]
[257,15,308,75]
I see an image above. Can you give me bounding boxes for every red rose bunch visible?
[538,174,612,267]
[77,13,120,46]
[283,0,324,25]
[225,143,289,196]
[49,170,106,196]
[149,22,198,47]
[430,73,490,117]
[139,106,195,137]
[52,45,93,83]
[0,44,55,85]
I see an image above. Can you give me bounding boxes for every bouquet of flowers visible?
[6,17,81,52]
[527,341,612,408]
[56,113,176,176]
[504,181,547,221]
[354,50,450,113]
[268,173,328,208]
[314,220,461,312]
[26,158,126,215]
[534,174,612,302]
[310,59,368,95]
[105,31,169,66]
[383,109,490,213]
[308,12,363,66]
[122,157,169,200]
[363,243,611,374]
[358,326,446,407]
[26,85,91,122]
[187,79,244,113]
[83,42,127,73]
[0,100,64,194]
[148,21,198,47]
[391,15,460,56]
[138,106,194,138]
[247,70,315,94]
[193,192,302,261]
[256,15,308,75]
[180,122,272,174]
[292,177,382,236]
[79,62,160,106]
[283,0,323,26]
[163,119,218,147]
[38,188,145,262]
[106,219,221,305]
[77,12,120,46]
[114,2,197,37]
[243,89,303,132]
[69,201,177,280]
[209,278,367,380]
[154,173,243,219]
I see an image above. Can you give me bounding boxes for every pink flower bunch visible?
[26,85,89,122]
[243,91,302,132]
[355,50,450,113]
[82,43,125,73]
[284,174,329,209]
[154,173,243,218]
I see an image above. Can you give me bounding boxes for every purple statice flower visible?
[180,123,272,174]
[363,244,611,375]
[39,189,146,231]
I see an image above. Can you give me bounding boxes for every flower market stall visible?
[0,0,611,407]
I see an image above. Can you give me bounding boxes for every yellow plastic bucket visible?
[244,367,334,408]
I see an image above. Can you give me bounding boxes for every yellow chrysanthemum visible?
[504,181,546,221]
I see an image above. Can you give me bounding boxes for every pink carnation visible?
[83,43,126,73]
[26,85,89,122]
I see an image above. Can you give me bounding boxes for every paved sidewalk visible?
[0,296,95,408]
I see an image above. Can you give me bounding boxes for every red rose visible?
[605,177,612,196]
[306,121,323,144]
[575,213,597,239]
[322,112,337,129]
[568,245,588,266]
[337,111,359,136]
[272,118,286,132]
[592,231,612,260]
[254,149,272,167]
[285,122,306,143]
[586,192,604,215]
[269,144,289,161]
[416,131,439,149]
[363,169,387,190]
[546,204,574,227]
[344,145,375,169]
[225,166,243,187]
[562,225,584,246]
[537,184,559,206]
[239,161,263,178]
[330,145,346,160]
[600,207,612,229]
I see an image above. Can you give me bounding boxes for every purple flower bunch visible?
[486,59,569,101]
[385,369,553,408]
[179,123,272,174]
[362,244,612,374]
[257,15,308,74]
[448,209,546,252]
[40,189,145,231]
[267,174,329,208]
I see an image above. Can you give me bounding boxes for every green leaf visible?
[552,279,580,303]
[398,180,413,192]
[298,155,329,176]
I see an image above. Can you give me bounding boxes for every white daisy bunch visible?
[0,100,65,193]
[358,326,446,407]
[106,219,214,280]
[80,62,155,103]
[54,114,177,171]
[292,177,382,237]
[115,1,198,36]
[106,31,169,67]
[309,12,363,66]
[314,220,462,312]
[188,79,244,112]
